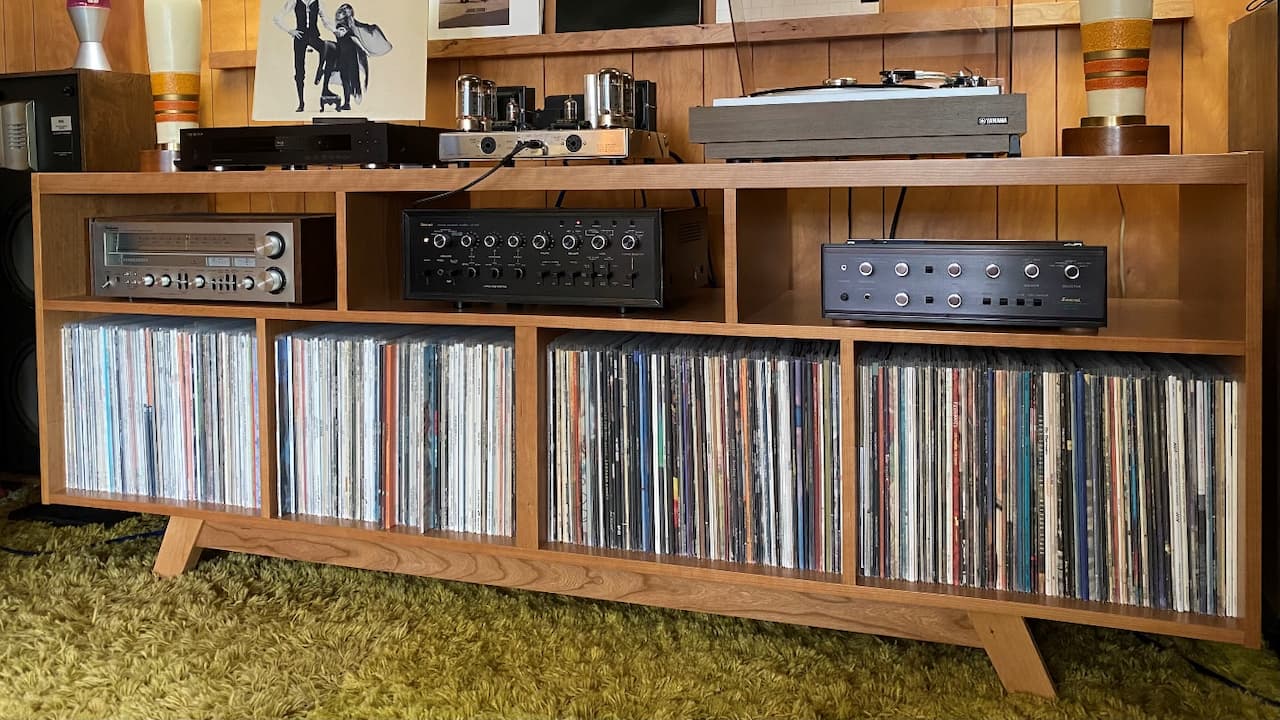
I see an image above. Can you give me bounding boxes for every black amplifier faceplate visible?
[177,123,444,170]
[402,208,710,308]
[821,241,1107,327]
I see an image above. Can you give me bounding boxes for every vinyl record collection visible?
[857,345,1239,617]
[276,325,515,535]
[547,333,842,572]
[60,316,260,509]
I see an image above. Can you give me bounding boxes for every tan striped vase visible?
[144,0,202,150]
[1079,0,1153,126]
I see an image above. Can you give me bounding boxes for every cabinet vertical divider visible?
[723,189,741,324]
[256,318,312,520]
[516,325,555,549]
[840,337,859,583]
[335,192,350,311]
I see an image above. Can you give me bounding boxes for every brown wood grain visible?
[543,52,635,209]
[969,612,1057,698]
[1184,1,1245,155]
[211,0,248,53]
[514,326,553,549]
[998,28,1056,241]
[829,37,887,241]
[840,338,858,582]
[154,517,206,578]
[32,0,77,70]
[2,0,35,73]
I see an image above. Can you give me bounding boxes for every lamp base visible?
[1062,124,1170,156]
[72,42,111,71]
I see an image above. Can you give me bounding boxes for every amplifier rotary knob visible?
[261,268,286,294]
[894,292,910,307]
[1064,264,1081,280]
[159,274,173,288]
[506,235,523,248]
[947,293,963,308]
[193,275,206,288]
[532,234,550,250]
[483,235,498,249]
[465,267,479,278]
[460,234,475,249]
[590,235,608,250]
[432,233,450,249]
[1024,263,1040,279]
[240,276,256,290]
[489,267,502,279]
[894,262,910,277]
[620,234,638,251]
[985,263,1001,279]
[142,274,156,287]
[947,263,962,278]
[858,261,874,276]
[257,231,286,259]
[562,234,580,251]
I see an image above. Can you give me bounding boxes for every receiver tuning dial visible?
[483,235,498,248]
[257,231,286,259]
[261,268,286,294]
[506,234,523,248]
[532,234,550,250]
[620,234,638,251]
[590,235,608,250]
[562,234,580,251]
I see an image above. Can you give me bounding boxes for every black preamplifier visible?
[821,240,1107,327]
[403,208,710,309]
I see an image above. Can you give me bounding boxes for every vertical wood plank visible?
[104,0,148,73]
[544,52,634,209]
[211,68,253,211]
[33,0,78,70]
[1184,1,1245,155]
[830,37,886,240]
[210,0,248,53]
[2,0,35,73]
[998,28,1056,241]
[153,517,206,577]
[515,325,548,549]
[0,0,9,71]
[970,612,1057,698]
[256,318,277,519]
[840,338,858,583]
[456,56,548,208]
[426,59,460,129]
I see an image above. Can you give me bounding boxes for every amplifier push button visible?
[894,292,910,307]
[1064,264,1081,280]
[985,264,1001,279]
[947,293,962,308]
[1024,263,1040,279]
[947,263,962,278]
[894,262,909,277]
[858,261,874,277]
[143,274,156,287]
[159,275,173,288]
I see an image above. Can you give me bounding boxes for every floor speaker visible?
[0,169,36,475]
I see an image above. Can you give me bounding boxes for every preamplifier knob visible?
[947,262,962,278]
[894,292,910,307]
[159,274,173,288]
[465,266,479,278]
[1064,264,1081,280]
[432,233,450,249]
[895,262,910,277]
[858,261,874,276]
[257,231,286,259]
[947,293,963,308]
[532,234,550,250]
[460,234,475,249]
[261,268,286,294]
[562,234,580,251]
[240,276,256,290]
[512,268,525,279]
[489,267,502,279]
[506,234,523,248]
[985,263,1001,279]
[483,235,498,248]
[1024,263,1040,279]
[193,275,206,288]
[142,274,156,287]
[620,234,638,251]
[590,235,608,250]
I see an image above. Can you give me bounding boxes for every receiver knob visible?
[465,266,479,278]
[947,293,963,308]
[506,234,522,248]
[620,234,638,250]
[1064,264,1081,280]
[159,274,173,288]
[488,267,502,279]
[261,268,286,294]
[894,292,910,307]
[894,262,909,277]
[985,263,1001,279]
[590,235,608,250]
[432,233,449,249]
[1024,263,1040,279]
[512,268,525,279]
[257,231,286,259]
[532,234,550,250]
[947,262,962,278]
[562,234,580,251]
[240,275,256,290]
[460,234,475,249]
[193,275,206,288]
[858,261,874,277]
[142,274,156,287]
[483,235,498,248]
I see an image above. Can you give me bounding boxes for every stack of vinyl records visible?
[276,325,515,535]
[857,345,1239,617]
[60,316,260,509]
[547,333,841,572]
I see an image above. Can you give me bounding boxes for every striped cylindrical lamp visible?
[143,0,201,159]
[1063,0,1169,155]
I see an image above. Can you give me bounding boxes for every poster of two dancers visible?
[252,0,427,121]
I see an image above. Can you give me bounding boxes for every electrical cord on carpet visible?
[1137,633,1280,707]
[414,140,541,206]
[0,528,164,557]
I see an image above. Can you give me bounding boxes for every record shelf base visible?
[152,516,1057,698]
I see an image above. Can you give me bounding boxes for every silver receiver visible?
[90,214,336,304]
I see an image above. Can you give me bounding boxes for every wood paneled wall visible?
[1,0,1247,299]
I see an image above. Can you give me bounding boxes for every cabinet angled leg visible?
[969,612,1056,698]
[153,517,206,578]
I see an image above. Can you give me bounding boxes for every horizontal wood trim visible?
[49,490,1252,644]
[208,0,1193,67]
[33,154,1254,195]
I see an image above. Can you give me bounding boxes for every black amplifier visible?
[402,208,710,309]
[821,240,1107,327]
[177,122,445,170]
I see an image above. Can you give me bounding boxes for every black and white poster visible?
[428,0,541,40]
[253,0,427,121]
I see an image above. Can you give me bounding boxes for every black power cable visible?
[414,140,540,206]
[0,528,164,557]
[889,187,908,239]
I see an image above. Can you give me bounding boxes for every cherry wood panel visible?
[153,518,206,578]
[970,612,1056,698]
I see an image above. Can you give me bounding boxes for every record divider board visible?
[30,154,1265,699]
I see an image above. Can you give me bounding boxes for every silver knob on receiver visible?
[947,262,962,278]
[1064,264,1081,280]
[858,261,874,276]
[894,292,910,307]
[261,268,286,294]
[142,274,156,287]
[947,293,963,308]
[985,263,1001,279]
[240,276,256,290]
[257,231,286,259]
[159,274,173,288]
[1024,263,1040,279]
[895,262,910,277]
[193,276,206,289]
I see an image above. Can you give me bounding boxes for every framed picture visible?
[428,0,542,40]
[252,0,428,121]
[715,0,879,23]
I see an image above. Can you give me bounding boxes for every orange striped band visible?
[1083,48,1149,62]
[156,114,200,123]
[1083,58,1150,74]
[153,99,199,112]
[150,71,200,96]
[1080,19,1152,54]
[1085,76,1149,91]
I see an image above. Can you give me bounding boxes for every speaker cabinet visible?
[0,169,36,474]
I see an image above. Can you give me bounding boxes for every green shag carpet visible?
[2,495,1279,720]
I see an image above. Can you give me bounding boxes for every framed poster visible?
[428,0,542,40]
[252,0,428,121]
[714,0,879,23]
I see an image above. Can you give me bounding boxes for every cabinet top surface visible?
[33,153,1257,194]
